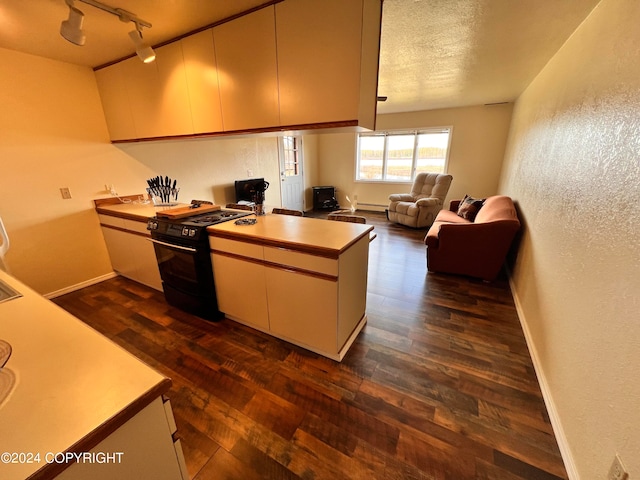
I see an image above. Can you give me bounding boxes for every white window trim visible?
[354,127,453,183]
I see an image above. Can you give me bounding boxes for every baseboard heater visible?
[357,203,387,211]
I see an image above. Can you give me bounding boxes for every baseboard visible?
[44,272,118,299]
[506,270,579,480]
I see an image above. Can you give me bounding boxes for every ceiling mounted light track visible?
[59,0,155,63]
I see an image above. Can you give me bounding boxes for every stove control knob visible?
[189,229,197,237]
[181,227,190,236]
[147,220,158,230]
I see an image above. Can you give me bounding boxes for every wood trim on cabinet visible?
[211,249,338,282]
[96,208,153,224]
[210,231,341,259]
[27,378,172,480]
[93,195,143,207]
[209,226,373,258]
[108,120,362,144]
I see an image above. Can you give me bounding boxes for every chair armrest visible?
[415,197,440,207]
[389,193,415,202]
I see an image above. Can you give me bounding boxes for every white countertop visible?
[207,213,374,256]
[0,270,170,480]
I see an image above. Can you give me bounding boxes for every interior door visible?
[279,135,305,211]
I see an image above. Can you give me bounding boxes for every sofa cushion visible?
[474,195,518,223]
[457,194,485,221]
[435,209,471,224]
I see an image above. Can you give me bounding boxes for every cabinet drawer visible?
[98,214,126,229]
[124,219,151,235]
[264,246,337,276]
[209,237,264,260]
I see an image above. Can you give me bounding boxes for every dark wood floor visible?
[54,211,567,480]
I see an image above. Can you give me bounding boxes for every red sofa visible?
[424,195,520,281]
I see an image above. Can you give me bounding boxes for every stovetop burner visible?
[147,209,251,243]
[189,211,242,223]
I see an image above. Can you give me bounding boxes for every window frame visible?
[355,127,452,183]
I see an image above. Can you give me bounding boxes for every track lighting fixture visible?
[59,0,155,63]
[128,27,156,63]
[60,0,86,46]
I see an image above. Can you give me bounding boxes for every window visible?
[356,128,451,182]
[280,135,301,177]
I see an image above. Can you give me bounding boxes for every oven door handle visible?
[147,238,198,253]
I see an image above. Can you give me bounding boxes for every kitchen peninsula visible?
[207,214,374,361]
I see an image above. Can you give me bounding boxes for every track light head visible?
[60,0,86,46]
[128,29,156,63]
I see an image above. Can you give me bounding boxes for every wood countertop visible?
[207,213,374,258]
[94,196,187,222]
[0,270,170,480]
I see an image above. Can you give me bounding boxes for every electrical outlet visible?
[608,454,629,480]
[60,187,72,199]
[247,169,254,177]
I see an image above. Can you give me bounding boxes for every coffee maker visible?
[252,180,269,215]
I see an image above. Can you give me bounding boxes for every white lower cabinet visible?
[210,234,369,360]
[98,214,162,291]
[265,267,338,353]
[210,253,269,330]
[57,397,187,480]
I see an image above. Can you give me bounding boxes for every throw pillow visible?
[457,194,485,221]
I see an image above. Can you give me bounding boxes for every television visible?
[234,178,266,203]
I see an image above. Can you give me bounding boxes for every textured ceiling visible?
[376,0,601,113]
[0,0,601,114]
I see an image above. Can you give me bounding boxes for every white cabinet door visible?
[211,253,269,330]
[99,216,162,291]
[101,227,137,280]
[276,0,362,126]
[128,235,162,291]
[275,0,381,129]
[214,6,279,131]
[181,29,224,134]
[57,397,186,480]
[265,266,338,353]
[123,42,193,138]
[94,64,137,141]
[122,220,162,291]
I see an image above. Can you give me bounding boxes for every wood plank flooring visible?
[53,211,567,480]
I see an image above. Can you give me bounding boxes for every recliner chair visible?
[387,173,453,228]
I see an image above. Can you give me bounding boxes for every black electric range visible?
[146,209,252,320]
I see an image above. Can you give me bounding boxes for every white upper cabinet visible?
[94,1,381,141]
[95,42,193,140]
[123,41,193,139]
[181,29,224,134]
[95,61,136,141]
[276,0,373,127]
[213,6,280,132]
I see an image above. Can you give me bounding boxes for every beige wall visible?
[0,48,282,295]
[312,103,513,210]
[116,135,281,209]
[499,0,640,477]
[0,48,152,295]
